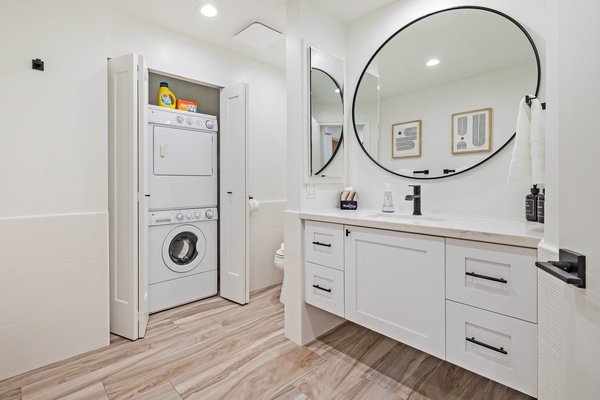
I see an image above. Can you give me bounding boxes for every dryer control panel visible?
[149,208,218,226]
[148,105,218,132]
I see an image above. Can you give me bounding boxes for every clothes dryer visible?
[147,105,218,210]
[148,207,218,313]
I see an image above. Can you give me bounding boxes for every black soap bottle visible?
[526,184,539,221]
[537,188,545,224]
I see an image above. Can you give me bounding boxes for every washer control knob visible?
[186,212,192,219]
[176,212,184,221]
[194,211,201,218]
[187,118,192,125]
[205,209,214,219]
[176,116,183,124]
[205,120,214,129]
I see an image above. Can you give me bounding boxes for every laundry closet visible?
[108,54,249,340]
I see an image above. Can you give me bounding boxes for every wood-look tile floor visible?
[0,285,533,400]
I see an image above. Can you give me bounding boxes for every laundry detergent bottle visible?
[158,82,176,108]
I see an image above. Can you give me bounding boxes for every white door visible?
[137,56,150,338]
[108,53,149,340]
[219,83,249,304]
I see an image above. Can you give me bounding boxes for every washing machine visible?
[147,105,218,210]
[148,207,218,313]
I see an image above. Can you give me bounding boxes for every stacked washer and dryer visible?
[146,105,219,313]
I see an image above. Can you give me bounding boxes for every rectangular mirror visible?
[309,47,344,180]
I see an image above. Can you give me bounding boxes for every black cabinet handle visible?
[312,241,331,247]
[465,271,507,284]
[312,284,332,293]
[466,336,507,355]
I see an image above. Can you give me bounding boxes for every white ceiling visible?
[107,0,396,69]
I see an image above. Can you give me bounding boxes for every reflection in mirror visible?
[310,47,344,178]
[353,7,540,179]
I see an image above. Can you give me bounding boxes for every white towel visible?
[507,97,532,182]
[530,99,545,184]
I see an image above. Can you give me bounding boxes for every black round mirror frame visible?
[351,5,541,180]
[311,67,345,176]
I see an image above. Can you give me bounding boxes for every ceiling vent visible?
[234,22,283,50]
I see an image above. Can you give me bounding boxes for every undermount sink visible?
[366,213,448,223]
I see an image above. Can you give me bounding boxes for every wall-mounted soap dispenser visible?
[382,183,395,213]
[525,184,539,221]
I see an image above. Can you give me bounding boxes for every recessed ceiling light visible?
[198,4,218,17]
[426,59,440,67]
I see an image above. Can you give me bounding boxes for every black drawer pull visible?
[465,271,507,284]
[312,284,332,293]
[466,336,508,355]
[312,241,332,247]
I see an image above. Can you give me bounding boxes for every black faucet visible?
[405,185,422,215]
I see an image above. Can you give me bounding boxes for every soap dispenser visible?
[382,183,395,213]
[537,188,545,224]
[526,184,539,221]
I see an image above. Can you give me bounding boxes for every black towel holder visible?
[525,95,546,110]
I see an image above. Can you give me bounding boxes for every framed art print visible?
[392,120,422,158]
[452,108,492,154]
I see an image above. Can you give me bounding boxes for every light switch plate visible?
[306,184,317,198]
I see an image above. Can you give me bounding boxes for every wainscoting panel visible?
[0,212,109,380]
[249,201,286,292]
[537,243,560,400]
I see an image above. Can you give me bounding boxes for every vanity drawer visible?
[305,220,344,270]
[446,300,537,397]
[446,238,537,323]
[305,262,344,317]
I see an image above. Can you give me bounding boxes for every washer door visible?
[162,225,207,273]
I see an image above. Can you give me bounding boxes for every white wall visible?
[287,0,348,212]
[378,64,534,176]
[344,0,547,219]
[0,0,109,380]
[285,0,348,344]
[0,0,109,216]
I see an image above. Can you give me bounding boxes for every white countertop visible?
[299,209,544,248]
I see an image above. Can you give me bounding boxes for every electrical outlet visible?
[306,184,317,198]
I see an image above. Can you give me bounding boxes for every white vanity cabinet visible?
[345,226,446,359]
[304,221,345,317]
[301,212,541,397]
[445,238,538,397]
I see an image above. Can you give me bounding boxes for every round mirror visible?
[353,6,540,179]
[311,67,344,176]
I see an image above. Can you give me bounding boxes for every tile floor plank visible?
[0,285,533,400]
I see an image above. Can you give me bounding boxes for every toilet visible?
[274,243,285,303]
